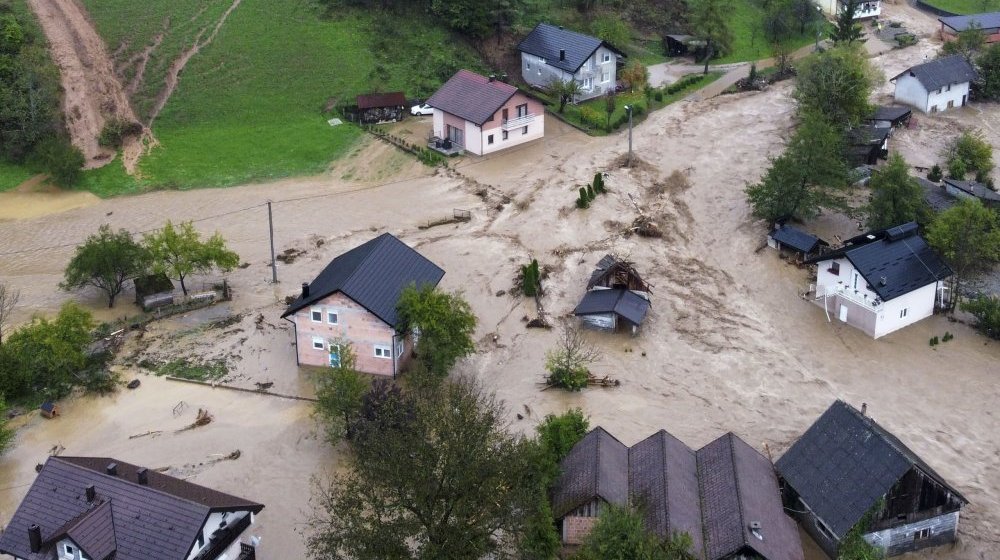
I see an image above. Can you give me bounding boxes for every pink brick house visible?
[427,69,544,156]
[281,233,444,377]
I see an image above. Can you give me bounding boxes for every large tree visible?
[976,42,1000,101]
[831,0,864,45]
[691,0,734,74]
[943,24,987,62]
[795,45,880,128]
[0,282,18,346]
[143,220,240,296]
[547,77,583,113]
[307,377,540,559]
[927,198,1000,309]
[0,302,94,401]
[314,341,370,441]
[396,285,476,378]
[944,130,993,179]
[62,225,150,308]
[865,154,929,229]
[746,112,849,222]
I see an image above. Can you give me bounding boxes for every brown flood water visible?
[3,10,1000,555]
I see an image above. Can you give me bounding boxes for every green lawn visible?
[68,0,482,194]
[921,0,1000,13]
[713,0,817,64]
[0,162,36,192]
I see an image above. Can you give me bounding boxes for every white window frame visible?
[62,544,76,560]
[395,338,405,357]
[329,343,341,367]
[602,70,610,83]
[603,53,611,63]
[310,307,322,322]
[582,77,593,90]
[327,309,339,324]
[312,336,325,350]
[374,345,392,359]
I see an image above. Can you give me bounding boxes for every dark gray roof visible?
[770,225,827,254]
[281,233,444,328]
[517,23,625,74]
[698,434,803,560]
[777,401,968,539]
[0,456,264,560]
[892,55,978,92]
[551,427,629,518]
[807,222,952,301]
[555,429,803,560]
[629,430,705,557]
[848,125,890,147]
[426,70,518,126]
[918,177,958,212]
[868,105,912,124]
[943,178,1000,203]
[939,11,1000,32]
[573,288,651,325]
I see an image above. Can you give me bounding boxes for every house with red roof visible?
[426,70,544,156]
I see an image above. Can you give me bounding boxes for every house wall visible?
[874,282,938,338]
[54,539,87,560]
[941,28,1000,44]
[464,119,483,155]
[894,75,970,114]
[479,93,545,155]
[925,81,970,113]
[578,313,617,331]
[788,497,841,559]
[894,75,931,112]
[433,110,469,147]
[864,511,960,557]
[187,511,252,560]
[291,292,410,377]
[520,45,620,101]
[562,516,600,545]
[815,0,879,17]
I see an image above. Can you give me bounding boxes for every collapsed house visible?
[552,427,803,560]
[777,400,967,558]
[573,255,651,334]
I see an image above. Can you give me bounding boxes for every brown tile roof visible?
[0,456,263,560]
[554,428,803,560]
[356,91,406,109]
[426,70,519,126]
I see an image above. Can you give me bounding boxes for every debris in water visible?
[175,408,213,433]
[128,430,162,440]
[255,381,274,391]
[127,379,141,389]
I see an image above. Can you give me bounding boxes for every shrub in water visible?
[654,91,663,102]
[929,336,939,346]
[587,184,596,199]
[593,173,605,193]
[927,164,943,182]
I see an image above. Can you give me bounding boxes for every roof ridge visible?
[341,232,392,293]
[659,431,671,536]
[695,446,711,560]
[726,433,748,549]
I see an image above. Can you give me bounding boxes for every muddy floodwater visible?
[2,4,1000,558]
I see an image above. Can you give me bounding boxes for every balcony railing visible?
[502,114,536,130]
[819,283,883,311]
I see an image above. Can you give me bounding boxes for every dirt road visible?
[26,0,149,171]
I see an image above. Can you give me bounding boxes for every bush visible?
[975,169,992,184]
[949,158,967,180]
[928,164,943,182]
[578,187,590,208]
[587,184,596,199]
[547,364,589,391]
[666,74,704,94]
[536,408,589,464]
[30,137,84,187]
[579,106,604,129]
[98,118,143,149]
[961,295,1000,339]
[521,259,540,297]
[943,331,954,342]
[593,172,605,194]
[654,91,663,102]
[929,336,939,346]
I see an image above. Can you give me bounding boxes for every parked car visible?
[411,103,433,116]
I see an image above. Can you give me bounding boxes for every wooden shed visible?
[355,92,407,124]
[134,273,174,311]
[575,255,652,335]
[767,224,829,262]
[40,401,59,419]
[587,255,651,293]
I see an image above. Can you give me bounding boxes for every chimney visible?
[137,468,148,485]
[862,402,868,416]
[28,524,41,553]
[106,462,117,476]
[85,485,96,502]
[559,49,566,61]
[301,282,310,298]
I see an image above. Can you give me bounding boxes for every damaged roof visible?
[776,401,967,539]
[0,456,263,560]
[573,288,651,325]
[282,232,444,328]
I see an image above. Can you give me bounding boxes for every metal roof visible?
[776,401,968,539]
[868,105,912,123]
[943,178,1000,203]
[426,70,519,126]
[551,427,629,518]
[554,428,803,560]
[769,225,827,254]
[573,288,651,325]
[356,91,406,109]
[807,222,952,302]
[939,11,1000,32]
[918,177,959,212]
[0,456,264,560]
[516,23,625,74]
[891,55,978,92]
[281,233,445,328]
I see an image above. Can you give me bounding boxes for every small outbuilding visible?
[867,105,912,131]
[939,11,1000,43]
[847,125,890,166]
[39,402,59,419]
[355,92,407,124]
[943,178,1000,208]
[587,254,650,292]
[134,273,174,311]
[574,255,651,334]
[663,34,696,56]
[768,224,829,262]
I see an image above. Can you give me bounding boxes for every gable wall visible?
[864,511,960,556]
[292,292,407,376]
[925,81,970,113]
[519,45,619,102]
[894,75,932,113]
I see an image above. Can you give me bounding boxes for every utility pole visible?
[267,201,278,283]
[624,105,633,167]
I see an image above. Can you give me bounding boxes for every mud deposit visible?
[2,4,1000,556]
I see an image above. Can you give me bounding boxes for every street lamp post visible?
[815,6,824,52]
[624,104,633,167]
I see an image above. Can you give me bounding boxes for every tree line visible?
[0,2,83,186]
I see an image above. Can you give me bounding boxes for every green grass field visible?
[63,0,483,194]
[0,162,36,192]
[714,1,817,64]
[922,0,1000,14]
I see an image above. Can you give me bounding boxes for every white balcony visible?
[502,114,536,130]
[819,283,883,311]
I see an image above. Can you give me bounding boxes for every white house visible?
[806,222,952,339]
[0,456,264,560]
[814,0,880,18]
[517,23,626,102]
[891,55,978,114]
[426,69,544,156]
